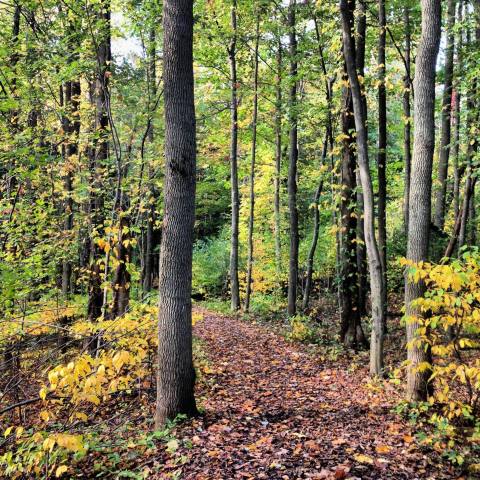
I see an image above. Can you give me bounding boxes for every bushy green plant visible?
[192,228,229,297]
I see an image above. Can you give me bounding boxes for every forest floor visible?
[150,308,460,480]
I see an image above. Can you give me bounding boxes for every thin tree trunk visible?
[355,0,368,318]
[143,25,157,294]
[340,0,386,374]
[434,0,456,230]
[405,0,441,401]
[287,0,299,317]
[155,0,198,427]
[87,0,111,323]
[274,23,283,283]
[377,0,387,310]
[228,0,240,311]
[302,132,327,312]
[111,214,132,318]
[245,16,260,313]
[403,6,412,234]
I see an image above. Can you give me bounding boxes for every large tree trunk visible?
[245,16,260,313]
[228,0,240,312]
[405,0,441,401]
[287,0,299,316]
[403,6,412,235]
[433,0,456,230]
[340,0,386,375]
[377,0,387,312]
[155,0,198,428]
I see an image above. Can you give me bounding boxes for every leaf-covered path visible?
[162,311,453,479]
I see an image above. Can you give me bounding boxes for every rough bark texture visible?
[287,0,299,317]
[340,0,385,374]
[403,7,412,235]
[405,0,441,401]
[245,17,260,313]
[155,0,198,427]
[229,0,240,312]
[434,0,456,230]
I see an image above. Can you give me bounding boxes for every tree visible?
[229,0,240,312]
[403,6,412,234]
[287,0,299,316]
[340,0,386,375]
[434,0,456,230]
[155,0,198,427]
[377,0,387,308]
[405,0,441,401]
[245,13,260,313]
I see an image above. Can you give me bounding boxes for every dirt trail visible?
[160,311,453,479]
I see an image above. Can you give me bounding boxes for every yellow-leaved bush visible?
[1,302,159,477]
[402,250,480,464]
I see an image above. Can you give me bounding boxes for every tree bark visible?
[403,6,412,235]
[434,0,456,230]
[340,0,386,374]
[245,16,260,313]
[155,0,198,427]
[228,0,240,312]
[287,0,299,317]
[405,0,441,401]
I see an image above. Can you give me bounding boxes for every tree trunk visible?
[302,132,327,312]
[433,0,456,230]
[111,214,132,318]
[355,0,368,318]
[274,23,283,283]
[403,6,412,234]
[405,0,441,401]
[87,0,111,323]
[340,0,386,374]
[287,0,299,317]
[155,0,198,428]
[143,25,157,294]
[377,0,387,311]
[339,81,366,348]
[245,16,260,313]
[228,0,240,312]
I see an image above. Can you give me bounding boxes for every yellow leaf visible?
[40,410,50,422]
[4,426,13,438]
[354,454,374,464]
[55,465,68,477]
[375,444,392,454]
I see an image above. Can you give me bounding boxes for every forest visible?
[0,0,479,477]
